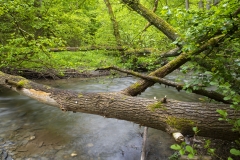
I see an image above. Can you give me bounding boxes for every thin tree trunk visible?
[141,127,148,160]
[0,71,239,140]
[206,0,212,10]
[199,0,204,9]
[185,0,189,10]
[49,46,125,52]
[104,0,122,47]
[214,0,220,6]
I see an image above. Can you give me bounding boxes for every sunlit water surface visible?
[0,74,202,160]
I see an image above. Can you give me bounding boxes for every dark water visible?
[0,75,202,160]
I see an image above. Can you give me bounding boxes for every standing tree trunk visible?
[214,0,220,6]
[185,0,189,10]
[198,0,204,9]
[206,0,212,10]
[104,0,123,48]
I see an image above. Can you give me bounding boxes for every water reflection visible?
[0,75,201,159]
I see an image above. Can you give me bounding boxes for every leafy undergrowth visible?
[50,50,124,71]
[6,50,124,74]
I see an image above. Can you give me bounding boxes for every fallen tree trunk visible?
[98,66,232,104]
[122,35,224,96]
[122,0,179,42]
[49,46,160,56]
[49,46,126,52]
[0,71,239,141]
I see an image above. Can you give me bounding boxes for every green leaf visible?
[224,96,231,101]
[208,148,215,154]
[179,149,185,155]
[230,148,240,156]
[192,127,199,134]
[170,144,181,150]
[186,145,194,154]
[216,109,228,118]
[218,118,224,121]
[228,157,233,160]
[236,119,240,127]
[188,153,194,159]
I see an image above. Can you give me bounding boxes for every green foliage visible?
[168,152,179,160]
[50,50,123,71]
[217,109,228,121]
[170,142,196,159]
[172,1,240,157]
[230,148,240,156]
[170,127,200,158]
[192,126,200,135]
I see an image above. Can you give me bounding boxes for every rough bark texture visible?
[104,0,123,47]
[141,0,159,32]
[122,0,179,41]
[160,47,181,57]
[141,127,148,160]
[99,66,232,104]
[0,71,239,141]
[122,35,223,96]
[49,46,125,52]
[185,0,189,10]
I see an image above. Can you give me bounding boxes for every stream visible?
[0,74,202,160]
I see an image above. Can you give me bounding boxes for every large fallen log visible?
[0,71,239,141]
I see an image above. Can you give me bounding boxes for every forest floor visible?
[185,136,238,160]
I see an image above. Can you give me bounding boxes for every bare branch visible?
[98,66,232,104]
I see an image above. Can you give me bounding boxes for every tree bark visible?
[185,0,189,10]
[213,0,220,6]
[160,47,181,57]
[206,0,212,10]
[49,45,125,52]
[50,46,180,58]
[122,35,224,96]
[142,0,159,32]
[199,0,204,9]
[141,127,148,160]
[98,66,232,104]
[121,0,179,42]
[0,71,239,141]
[104,0,123,48]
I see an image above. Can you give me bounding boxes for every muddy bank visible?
[0,68,112,80]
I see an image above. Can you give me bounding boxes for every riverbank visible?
[0,67,112,80]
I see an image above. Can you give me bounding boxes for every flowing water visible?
[0,74,202,160]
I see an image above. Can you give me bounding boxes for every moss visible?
[78,94,83,97]
[18,80,30,88]
[147,101,166,111]
[166,116,195,130]
[131,82,141,89]
[46,86,51,89]
[121,95,128,100]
